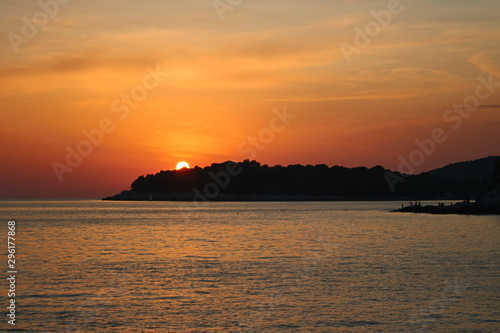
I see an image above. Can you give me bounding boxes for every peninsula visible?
[102,156,499,204]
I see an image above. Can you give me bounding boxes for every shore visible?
[102,190,461,202]
[103,191,395,202]
[392,202,500,215]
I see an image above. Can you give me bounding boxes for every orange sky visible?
[1,0,499,198]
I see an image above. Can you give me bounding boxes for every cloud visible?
[478,105,500,109]
[468,52,500,76]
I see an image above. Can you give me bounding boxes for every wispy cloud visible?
[478,105,500,109]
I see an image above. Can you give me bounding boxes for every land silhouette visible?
[103,156,500,206]
[394,157,500,214]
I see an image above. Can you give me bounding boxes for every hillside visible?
[393,159,500,214]
[102,157,499,201]
[425,156,500,181]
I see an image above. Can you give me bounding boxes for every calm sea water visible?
[1,200,499,332]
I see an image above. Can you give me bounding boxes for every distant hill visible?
[425,156,500,181]
[102,157,500,201]
[393,159,500,214]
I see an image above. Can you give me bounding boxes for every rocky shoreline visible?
[392,202,500,215]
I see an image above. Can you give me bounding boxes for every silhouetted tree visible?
[115,159,491,201]
[493,160,500,184]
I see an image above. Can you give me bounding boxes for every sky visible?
[1,0,499,199]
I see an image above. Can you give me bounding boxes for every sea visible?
[0,200,498,332]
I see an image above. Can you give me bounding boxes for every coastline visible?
[102,190,461,203]
[392,202,500,215]
[102,191,500,215]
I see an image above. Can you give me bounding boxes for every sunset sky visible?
[1,0,499,198]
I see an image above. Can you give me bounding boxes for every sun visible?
[175,161,190,170]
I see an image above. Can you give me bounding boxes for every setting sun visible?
[175,161,190,170]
